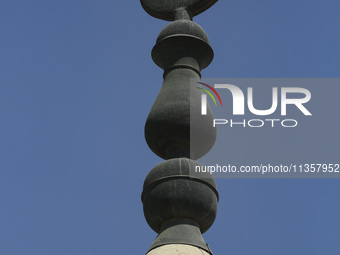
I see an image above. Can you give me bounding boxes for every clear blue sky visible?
[0,1,339,254]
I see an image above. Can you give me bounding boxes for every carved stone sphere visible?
[142,158,218,233]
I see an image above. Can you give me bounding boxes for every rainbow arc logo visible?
[197,82,222,115]
[197,82,222,106]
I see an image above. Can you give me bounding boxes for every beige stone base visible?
[147,244,210,255]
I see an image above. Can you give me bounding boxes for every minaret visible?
[140,1,219,254]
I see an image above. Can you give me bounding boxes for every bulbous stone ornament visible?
[141,0,218,21]
[144,67,217,160]
[144,5,217,160]
[142,158,218,233]
[142,158,218,254]
[152,19,213,71]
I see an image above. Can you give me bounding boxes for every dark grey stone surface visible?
[141,1,219,254]
[141,0,218,21]
[145,3,217,160]
[142,158,218,234]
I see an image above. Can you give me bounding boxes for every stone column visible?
[140,1,219,254]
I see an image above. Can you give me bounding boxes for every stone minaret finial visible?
[140,1,219,254]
